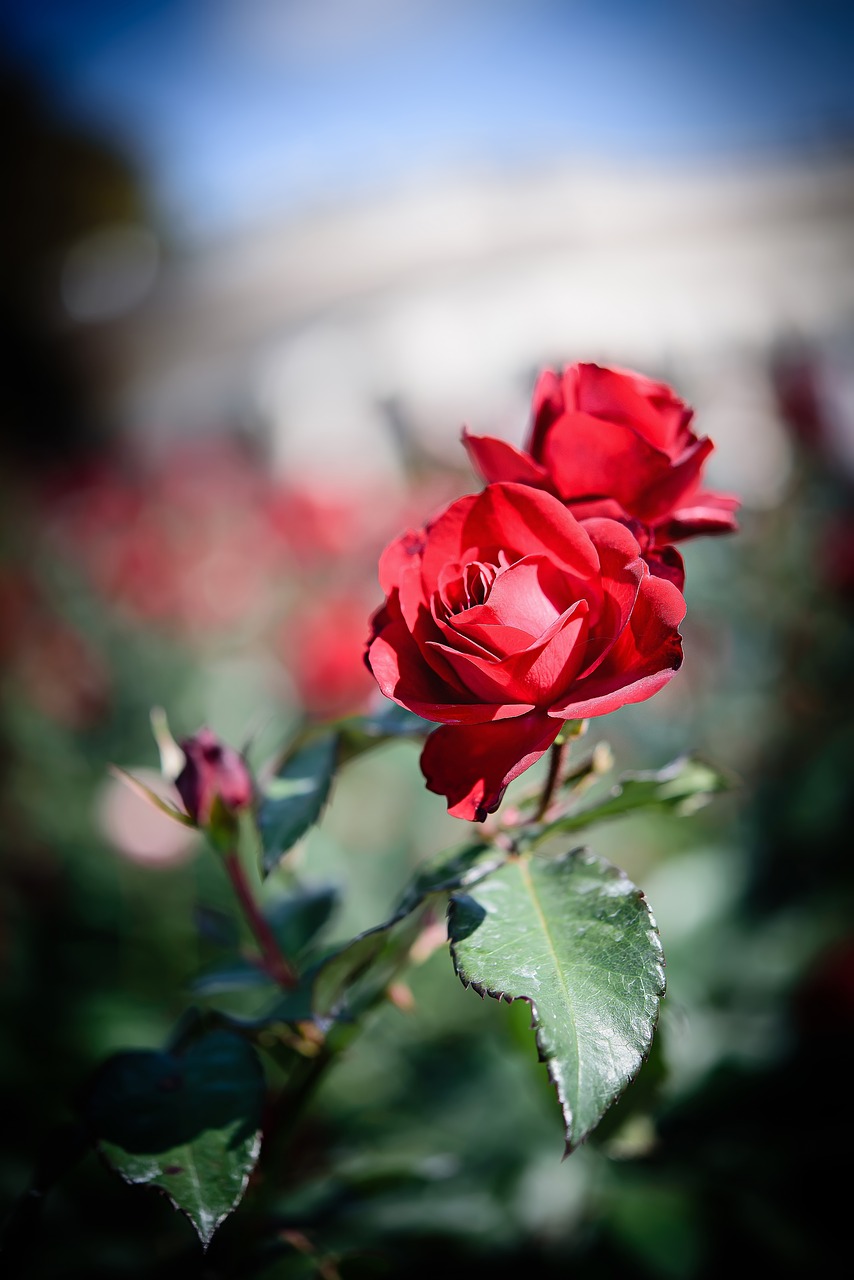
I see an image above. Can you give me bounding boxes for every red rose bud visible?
[366,482,686,822]
[175,727,254,830]
[463,362,739,590]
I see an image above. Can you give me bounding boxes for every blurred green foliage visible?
[3,390,854,1279]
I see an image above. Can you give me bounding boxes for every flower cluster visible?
[366,362,738,821]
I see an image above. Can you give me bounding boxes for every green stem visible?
[533,740,568,823]
[223,848,299,991]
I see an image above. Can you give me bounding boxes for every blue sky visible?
[3,0,854,239]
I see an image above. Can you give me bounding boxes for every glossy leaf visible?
[85,1030,266,1248]
[449,848,665,1152]
[257,732,338,875]
[533,754,730,842]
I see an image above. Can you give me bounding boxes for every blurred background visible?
[2,1,854,1276]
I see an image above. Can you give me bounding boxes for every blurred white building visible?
[108,150,854,506]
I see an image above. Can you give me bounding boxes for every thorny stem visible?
[533,740,568,823]
[223,848,299,991]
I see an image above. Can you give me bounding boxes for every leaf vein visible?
[517,859,581,1115]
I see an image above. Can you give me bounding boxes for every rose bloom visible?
[463,362,738,587]
[366,482,686,821]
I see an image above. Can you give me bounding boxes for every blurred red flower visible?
[283,590,377,718]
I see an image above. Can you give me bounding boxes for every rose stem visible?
[223,847,299,990]
[533,740,568,823]
[259,1042,335,1172]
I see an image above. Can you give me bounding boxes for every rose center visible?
[436,553,512,620]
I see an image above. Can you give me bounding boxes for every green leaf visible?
[217,975,317,1030]
[189,960,274,997]
[84,1030,266,1248]
[254,705,431,875]
[107,764,194,826]
[303,844,502,1026]
[212,911,427,1033]
[336,702,432,761]
[257,732,339,876]
[532,754,731,842]
[448,849,665,1152]
[393,842,504,918]
[188,886,337,1000]
[265,882,340,957]
[312,906,432,1023]
[209,846,499,1036]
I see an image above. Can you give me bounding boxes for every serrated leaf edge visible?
[97,1129,262,1250]
[447,848,666,1156]
[88,1032,267,1250]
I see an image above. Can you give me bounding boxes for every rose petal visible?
[549,573,686,719]
[635,436,715,524]
[378,529,425,595]
[456,483,600,581]
[455,554,573,636]
[578,515,644,568]
[429,599,589,705]
[528,368,566,459]
[657,490,740,543]
[563,496,634,526]
[573,514,640,629]
[399,560,480,691]
[419,493,480,590]
[420,711,562,821]
[573,362,691,451]
[503,601,590,702]
[368,615,533,725]
[644,545,686,590]
[462,429,552,489]
[574,517,644,676]
[542,411,676,518]
[439,616,536,659]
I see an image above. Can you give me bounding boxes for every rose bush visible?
[463,362,738,586]
[366,482,686,821]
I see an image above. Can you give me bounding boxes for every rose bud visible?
[175,727,254,833]
[463,362,738,589]
[366,482,686,822]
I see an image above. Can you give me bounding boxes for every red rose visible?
[463,363,738,587]
[175,727,254,828]
[366,483,686,821]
